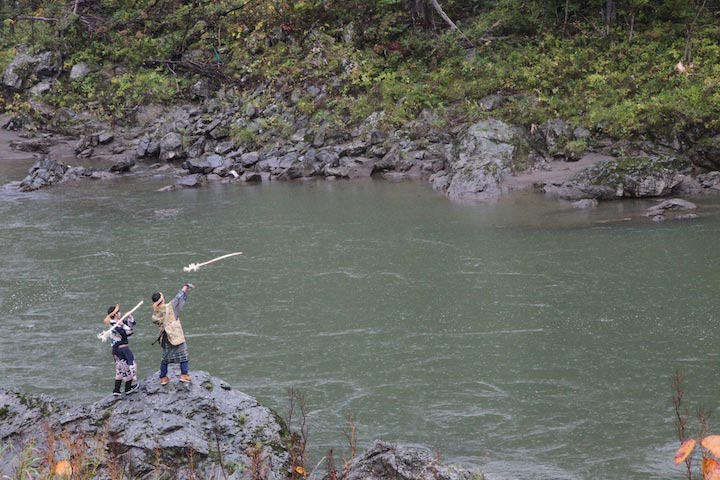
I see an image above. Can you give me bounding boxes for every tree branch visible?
[13,15,58,22]
[144,58,226,80]
[430,0,471,44]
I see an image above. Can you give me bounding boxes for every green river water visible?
[1,161,720,479]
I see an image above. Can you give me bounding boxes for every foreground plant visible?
[672,370,717,480]
[675,436,720,480]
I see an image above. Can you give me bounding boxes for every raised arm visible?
[169,283,195,318]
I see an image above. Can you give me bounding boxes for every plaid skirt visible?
[161,342,189,365]
[113,347,137,381]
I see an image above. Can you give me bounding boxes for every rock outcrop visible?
[18,157,71,191]
[1,50,62,92]
[643,198,698,221]
[345,440,481,480]
[0,373,483,480]
[440,119,531,200]
[545,156,691,200]
[1,371,289,479]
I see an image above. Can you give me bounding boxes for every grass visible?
[1,2,718,149]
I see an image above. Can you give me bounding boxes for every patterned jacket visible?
[152,290,187,346]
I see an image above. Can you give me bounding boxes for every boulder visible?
[545,182,616,201]
[110,156,136,173]
[344,157,376,179]
[0,372,289,479]
[697,171,720,190]
[429,171,451,191]
[644,198,698,217]
[558,156,690,200]
[176,173,206,188]
[159,132,185,161]
[445,119,530,200]
[69,62,91,81]
[9,138,54,154]
[75,133,100,154]
[18,157,69,192]
[337,141,369,157]
[136,136,161,158]
[28,79,54,95]
[478,94,505,112]
[2,51,61,92]
[98,131,114,145]
[375,145,421,173]
[535,118,574,157]
[185,154,224,174]
[345,440,481,480]
[215,140,236,155]
[240,151,261,167]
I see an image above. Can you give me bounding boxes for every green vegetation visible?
[0,0,718,144]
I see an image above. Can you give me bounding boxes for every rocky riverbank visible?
[0,371,480,480]
[4,50,720,211]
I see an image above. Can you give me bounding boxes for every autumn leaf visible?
[675,438,697,464]
[54,460,72,476]
[708,469,720,480]
[703,436,720,457]
[703,458,720,478]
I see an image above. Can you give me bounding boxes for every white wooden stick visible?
[97,300,144,342]
[183,251,243,272]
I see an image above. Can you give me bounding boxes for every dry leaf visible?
[675,438,697,464]
[54,460,72,476]
[703,436,720,457]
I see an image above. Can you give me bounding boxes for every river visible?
[1,164,719,479]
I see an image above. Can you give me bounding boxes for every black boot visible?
[125,380,139,395]
[113,380,122,396]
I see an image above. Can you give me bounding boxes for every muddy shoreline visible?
[0,118,606,195]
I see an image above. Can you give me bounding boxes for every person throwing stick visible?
[104,304,139,396]
[151,283,195,385]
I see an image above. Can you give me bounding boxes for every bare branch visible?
[13,15,58,22]
[430,0,471,44]
[144,58,226,80]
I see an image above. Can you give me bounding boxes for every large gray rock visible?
[566,156,690,199]
[345,440,481,480]
[0,371,289,479]
[18,157,70,192]
[375,145,422,173]
[69,62,91,80]
[2,51,62,92]
[136,136,160,158]
[240,151,261,167]
[9,137,54,154]
[176,173,206,188]
[159,132,185,161]
[697,171,720,190]
[644,198,698,217]
[535,118,574,157]
[446,119,530,200]
[110,155,136,173]
[546,182,616,201]
[185,154,224,174]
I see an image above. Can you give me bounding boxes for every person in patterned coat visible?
[104,304,139,396]
[151,283,195,385]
